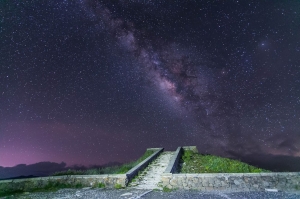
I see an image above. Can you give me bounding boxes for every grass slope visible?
[52,149,155,176]
[180,150,270,173]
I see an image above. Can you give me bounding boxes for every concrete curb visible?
[164,146,182,173]
[126,148,164,183]
[0,174,128,192]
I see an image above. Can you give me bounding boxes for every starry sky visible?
[1,0,300,172]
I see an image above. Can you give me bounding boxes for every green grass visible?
[97,182,105,188]
[162,186,172,192]
[114,183,123,189]
[52,149,155,176]
[180,150,270,173]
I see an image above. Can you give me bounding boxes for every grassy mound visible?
[52,149,155,176]
[180,150,270,173]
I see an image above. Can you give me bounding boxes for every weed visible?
[162,186,172,192]
[129,170,145,184]
[114,184,123,189]
[98,183,105,188]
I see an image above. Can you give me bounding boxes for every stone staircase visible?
[128,151,174,190]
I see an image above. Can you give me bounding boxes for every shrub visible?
[75,183,83,188]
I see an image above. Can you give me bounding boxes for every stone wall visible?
[0,174,127,194]
[162,146,300,191]
[161,172,300,191]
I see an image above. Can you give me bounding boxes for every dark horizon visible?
[1,152,300,180]
[1,0,299,175]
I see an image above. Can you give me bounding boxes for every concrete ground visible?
[8,187,300,199]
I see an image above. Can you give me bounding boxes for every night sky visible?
[1,0,300,172]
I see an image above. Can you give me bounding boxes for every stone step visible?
[129,151,174,190]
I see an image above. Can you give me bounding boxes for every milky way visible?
[82,0,300,155]
[0,0,300,174]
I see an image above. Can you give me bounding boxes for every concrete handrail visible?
[126,148,164,182]
[164,146,182,173]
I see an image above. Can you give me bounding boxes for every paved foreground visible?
[7,188,300,199]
